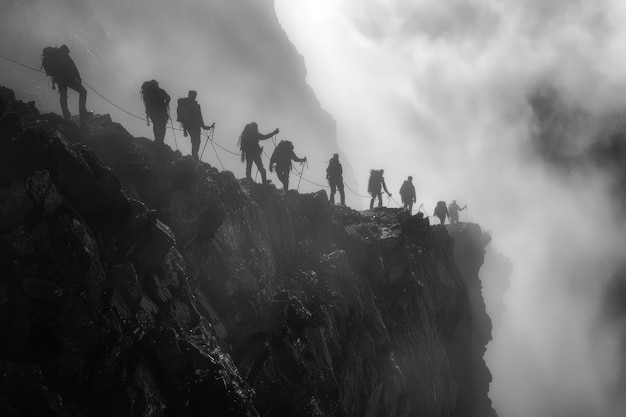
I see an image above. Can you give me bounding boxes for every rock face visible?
[0,86,497,416]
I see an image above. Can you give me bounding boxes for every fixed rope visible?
[201,128,225,171]
[1,51,383,200]
[170,119,179,150]
[199,124,215,160]
[0,52,44,73]
[296,159,307,191]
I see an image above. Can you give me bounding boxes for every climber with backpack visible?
[399,176,416,213]
[41,44,89,122]
[141,80,171,145]
[269,140,306,191]
[239,122,279,184]
[448,200,467,224]
[433,201,449,225]
[176,90,214,161]
[326,153,345,206]
[368,169,391,210]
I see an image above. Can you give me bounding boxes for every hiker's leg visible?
[329,183,336,205]
[338,182,345,206]
[370,194,375,210]
[245,153,253,180]
[377,192,383,207]
[78,83,87,119]
[58,83,70,119]
[190,129,200,160]
[153,117,166,144]
[253,153,266,183]
[67,79,88,119]
[282,169,289,190]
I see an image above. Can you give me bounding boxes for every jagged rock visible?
[0,87,498,417]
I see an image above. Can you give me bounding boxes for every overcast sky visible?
[275,1,626,416]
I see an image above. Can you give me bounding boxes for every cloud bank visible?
[275,1,626,415]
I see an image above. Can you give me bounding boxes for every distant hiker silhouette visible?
[177,90,213,161]
[269,140,306,191]
[41,44,89,121]
[368,169,391,209]
[448,200,467,224]
[239,122,279,184]
[326,153,345,206]
[141,80,170,145]
[433,201,449,225]
[399,176,416,213]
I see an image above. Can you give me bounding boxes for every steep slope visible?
[0,87,497,416]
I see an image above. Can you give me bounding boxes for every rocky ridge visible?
[0,86,497,417]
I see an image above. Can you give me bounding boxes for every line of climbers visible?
[39,45,468,223]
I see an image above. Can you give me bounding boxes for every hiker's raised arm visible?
[291,151,306,163]
[260,128,279,140]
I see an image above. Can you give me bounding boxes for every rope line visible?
[170,119,179,150]
[344,182,370,199]
[0,51,393,204]
[83,80,145,121]
[202,129,225,171]
[0,52,44,73]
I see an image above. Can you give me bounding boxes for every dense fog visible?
[276,1,626,416]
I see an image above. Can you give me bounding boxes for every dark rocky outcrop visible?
[0,86,497,416]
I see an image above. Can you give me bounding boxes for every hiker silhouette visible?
[368,169,391,209]
[141,80,171,145]
[399,176,416,213]
[433,201,449,225]
[177,90,213,161]
[269,140,306,191]
[448,200,467,224]
[239,122,279,184]
[41,44,89,121]
[326,153,345,206]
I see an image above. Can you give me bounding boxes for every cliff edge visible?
[0,87,497,417]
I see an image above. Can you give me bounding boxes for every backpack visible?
[141,81,169,115]
[368,170,382,193]
[399,181,411,197]
[434,201,447,216]
[326,159,341,179]
[271,140,294,166]
[41,46,63,80]
[239,123,257,153]
[176,97,193,125]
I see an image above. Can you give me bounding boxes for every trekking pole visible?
[296,161,305,191]
[170,119,179,150]
[208,129,225,170]
[200,123,215,160]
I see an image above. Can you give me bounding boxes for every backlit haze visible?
[276,1,626,416]
[2,0,626,415]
